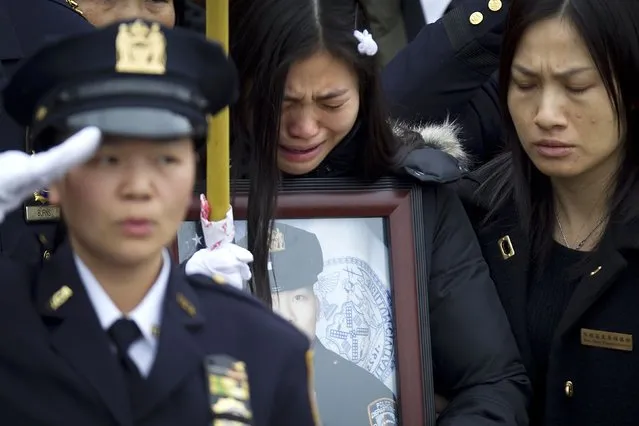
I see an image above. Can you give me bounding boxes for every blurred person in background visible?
[0,0,93,267]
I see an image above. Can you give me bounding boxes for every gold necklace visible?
[555,213,606,250]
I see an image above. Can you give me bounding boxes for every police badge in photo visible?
[317,255,395,390]
[368,397,397,426]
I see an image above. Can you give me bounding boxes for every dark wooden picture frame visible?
[173,177,435,425]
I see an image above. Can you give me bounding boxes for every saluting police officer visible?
[242,222,397,426]
[0,19,319,426]
[0,0,197,271]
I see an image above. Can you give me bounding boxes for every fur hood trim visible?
[391,118,471,171]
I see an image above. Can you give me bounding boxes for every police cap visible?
[240,222,324,293]
[2,18,238,152]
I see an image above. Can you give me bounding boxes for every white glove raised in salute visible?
[0,127,101,224]
[184,194,253,289]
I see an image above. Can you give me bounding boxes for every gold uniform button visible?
[43,250,52,261]
[564,380,574,397]
[488,0,502,12]
[469,12,484,25]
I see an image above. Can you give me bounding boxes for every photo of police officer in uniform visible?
[244,222,398,426]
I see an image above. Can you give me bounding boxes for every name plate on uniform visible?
[581,328,633,352]
[24,191,60,222]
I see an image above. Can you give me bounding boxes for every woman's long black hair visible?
[475,0,639,272]
[229,0,399,305]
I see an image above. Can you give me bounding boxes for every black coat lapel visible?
[134,267,205,420]
[478,221,533,368]
[36,242,131,426]
[556,221,639,338]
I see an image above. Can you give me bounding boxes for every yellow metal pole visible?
[205,0,230,221]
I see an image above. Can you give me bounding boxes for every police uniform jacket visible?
[0,241,318,426]
[459,157,639,426]
[0,0,92,268]
[381,0,507,163]
[254,120,531,425]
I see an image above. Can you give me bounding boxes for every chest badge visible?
[205,355,253,423]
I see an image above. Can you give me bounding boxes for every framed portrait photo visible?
[173,177,436,426]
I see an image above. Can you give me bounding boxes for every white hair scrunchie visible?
[353,29,378,56]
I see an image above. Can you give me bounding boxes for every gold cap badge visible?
[115,20,167,75]
[269,228,285,252]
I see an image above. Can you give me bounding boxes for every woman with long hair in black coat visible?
[461,0,639,424]
[191,0,531,424]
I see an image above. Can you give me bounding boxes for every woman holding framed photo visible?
[187,0,531,424]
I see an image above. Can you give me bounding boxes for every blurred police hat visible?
[2,18,238,152]
[239,222,324,293]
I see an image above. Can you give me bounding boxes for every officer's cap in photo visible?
[239,222,325,293]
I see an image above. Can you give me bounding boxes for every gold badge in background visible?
[269,228,285,252]
[115,20,167,75]
[205,355,253,423]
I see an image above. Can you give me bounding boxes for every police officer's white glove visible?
[0,127,101,224]
[183,195,253,289]
[185,244,253,289]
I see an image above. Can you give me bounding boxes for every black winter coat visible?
[459,157,639,426]
[293,120,531,425]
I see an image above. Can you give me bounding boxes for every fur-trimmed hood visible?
[391,118,470,170]
[390,118,471,184]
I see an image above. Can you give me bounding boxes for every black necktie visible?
[108,318,143,384]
